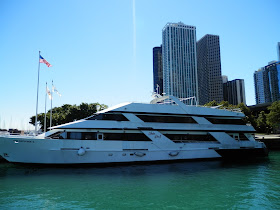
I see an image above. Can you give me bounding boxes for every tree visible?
[256,111,270,133]
[237,103,257,128]
[29,102,108,130]
[266,101,280,129]
[204,100,218,107]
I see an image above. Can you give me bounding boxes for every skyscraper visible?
[277,42,280,61]
[153,46,163,95]
[162,22,198,103]
[254,61,280,104]
[223,79,246,105]
[197,34,223,105]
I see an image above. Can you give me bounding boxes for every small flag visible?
[40,55,52,67]
[46,86,52,100]
[52,85,62,97]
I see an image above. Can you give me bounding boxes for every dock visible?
[256,134,280,150]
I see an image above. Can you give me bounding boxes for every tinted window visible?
[137,115,196,123]
[87,113,128,121]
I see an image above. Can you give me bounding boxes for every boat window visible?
[206,118,246,125]
[83,132,97,140]
[136,115,196,123]
[227,133,249,141]
[164,133,218,143]
[239,133,249,140]
[87,113,129,121]
[97,133,103,140]
[68,132,82,140]
[48,131,67,139]
[103,133,151,141]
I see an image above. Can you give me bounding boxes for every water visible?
[0,153,280,209]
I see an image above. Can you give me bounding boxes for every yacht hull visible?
[0,136,267,164]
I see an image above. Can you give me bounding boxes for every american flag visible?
[40,55,52,67]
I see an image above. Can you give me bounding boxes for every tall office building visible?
[153,46,163,95]
[197,34,223,105]
[223,79,246,105]
[162,22,198,103]
[254,61,280,104]
[222,75,228,83]
[277,42,280,61]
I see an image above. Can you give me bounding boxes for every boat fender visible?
[169,151,179,156]
[78,147,86,156]
[134,152,146,157]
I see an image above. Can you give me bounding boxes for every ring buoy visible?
[78,147,86,156]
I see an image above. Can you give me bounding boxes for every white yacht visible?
[0,95,268,164]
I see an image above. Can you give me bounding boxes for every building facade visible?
[197,34,223,105]
[162,22,198,103]
[153,46,163,95]
[254,61,280,104]
[278,42,280,61]
[223,79,246,105]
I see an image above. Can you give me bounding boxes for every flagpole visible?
[50,80,53,129]
[35,51,41,135]
[44,82,47,133]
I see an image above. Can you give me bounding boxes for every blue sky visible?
[0,0,279,130]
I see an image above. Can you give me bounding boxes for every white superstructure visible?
[0,96,267,164]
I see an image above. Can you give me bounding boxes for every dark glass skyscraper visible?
[277,42,280,61]
[197,34,223,105]
[223,79,246,105]
[254,61,280,104]
[153,46,163,95]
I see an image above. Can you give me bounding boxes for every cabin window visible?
[136,115,196,123]
[227,133,249,141]
[239,133,249,140]
[103,133,151,141]
[97,133,103,140]
[206,118,246,125]
[68,132,82,140]
[48,131,67,139]
[164,133,217,143]
[87,113,129,121]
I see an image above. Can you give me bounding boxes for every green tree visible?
[237,103,257,128]
[30,102,108,130]
[267,101,280,129]
[256,111,269,133]
[204,100,218,107]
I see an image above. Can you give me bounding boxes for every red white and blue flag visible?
[40,55,52,67]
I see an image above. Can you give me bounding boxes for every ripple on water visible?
[0,152,279,209]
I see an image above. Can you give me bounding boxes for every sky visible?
[0,0,279,130]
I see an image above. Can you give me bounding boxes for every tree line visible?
[204,100,280,133]
[30,102,108,131]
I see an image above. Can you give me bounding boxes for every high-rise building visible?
[223,79,246,105]
[254,68,267,104]
[153,46,163,95]
[162,22,198,103]
[254,61,280,104]
[222,75,228,83]
[277,42,280,61]
[197,34,223,105]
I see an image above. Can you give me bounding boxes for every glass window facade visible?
[162,22,198,104]
[254,62,280,104]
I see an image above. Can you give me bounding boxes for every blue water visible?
[0,152,280,209]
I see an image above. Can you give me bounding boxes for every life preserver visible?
[78,147,86,156]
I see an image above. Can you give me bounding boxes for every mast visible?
[35,51,41,135]
[44,82,47,133]
[50,80,53,129]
